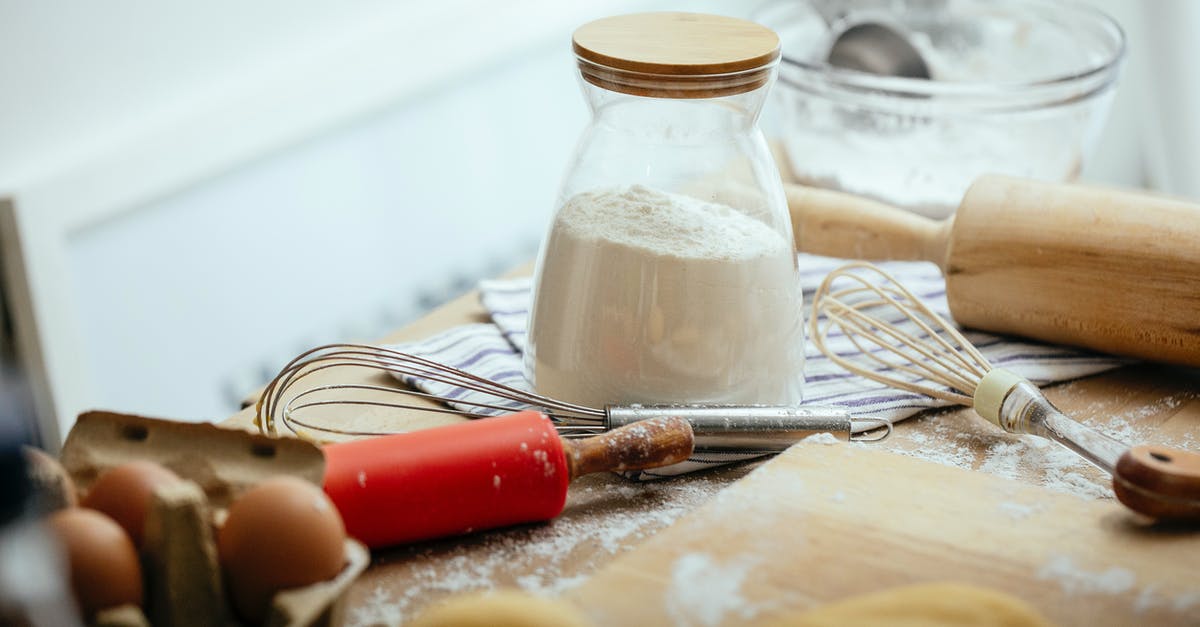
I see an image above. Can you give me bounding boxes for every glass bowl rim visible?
[756,0,1127,101]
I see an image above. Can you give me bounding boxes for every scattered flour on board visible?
[884,414,1116,500]
[346,474,730,626]
[875,385,1200,503]
[1174,592,1200,613]
[801,432,840,445]
[997,501,1043,520]
[1134,586,1161,614]
[1036,555,1136,596]
[1035,555,1200,618]
[665,553,763,627]
[889,427,978,470]
[978,438,1113,500]
[1131,584,1200,616]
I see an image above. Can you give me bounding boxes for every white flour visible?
[884,411,1116,501]
[527,185,804,409]
[800,432,840,446]
[345,473,734,626]
[997,500,1043,521]
[1036,555,1136,597]
[665,553,762,627]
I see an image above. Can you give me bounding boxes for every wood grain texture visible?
[573,12,778,98]
[784,174,1200,366]
[573,13,779,75]
[947,176,1200,367]
[564,416,694,478]
[566,441,1200,627]
[785,183,951,262]
[1114,445,1200,521]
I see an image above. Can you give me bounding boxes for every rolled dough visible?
[765,582,1055,627]
[409,589,592,627]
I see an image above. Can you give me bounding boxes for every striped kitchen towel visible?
[388,253,1125,479]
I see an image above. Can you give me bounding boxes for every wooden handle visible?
[564,417,694,479]
[784,183,952,264]
[1112,445,1200,521]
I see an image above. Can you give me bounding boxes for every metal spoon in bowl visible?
[827,22,931,79]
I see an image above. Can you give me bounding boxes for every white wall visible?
[1078,0,1200,197]
[0,1,503,189]
[1136,1,1200,198]
[66,45,580,420]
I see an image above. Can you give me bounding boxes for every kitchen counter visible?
[222,273,1200,626]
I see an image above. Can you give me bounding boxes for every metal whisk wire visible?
[255,343,606,438]
[810,262,992,405]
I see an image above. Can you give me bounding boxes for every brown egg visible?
[217,476,346,624]
[81,460,180,546]
[47,508,144,618]
[22,446,77,512]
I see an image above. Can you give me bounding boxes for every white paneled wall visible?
[0,1,538,188]
[66,46,584,421]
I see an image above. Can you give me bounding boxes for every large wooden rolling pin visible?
[786,175,1200,367]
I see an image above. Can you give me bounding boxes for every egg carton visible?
[60,411,369,627]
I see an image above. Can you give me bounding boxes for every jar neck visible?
[580,80,772,140]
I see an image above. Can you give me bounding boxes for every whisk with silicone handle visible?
[811,262,1200,521]
[254,343,892,452]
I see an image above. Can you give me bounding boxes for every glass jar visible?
[525,12,805,409]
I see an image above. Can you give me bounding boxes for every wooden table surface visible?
[222,273,1200,626]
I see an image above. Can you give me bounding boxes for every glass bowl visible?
[755,0,1125,218]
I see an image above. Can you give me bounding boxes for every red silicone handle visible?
[322,411,569,548]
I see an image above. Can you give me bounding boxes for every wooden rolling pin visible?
[786,175,1200,366]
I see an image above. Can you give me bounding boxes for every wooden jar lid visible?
[572,12,781,99]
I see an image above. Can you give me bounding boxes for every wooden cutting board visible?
[565,440,1200,626]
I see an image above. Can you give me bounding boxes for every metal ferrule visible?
[997,381,1127,474]
[605,405,891,453]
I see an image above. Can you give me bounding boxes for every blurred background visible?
[1,0,1196,449]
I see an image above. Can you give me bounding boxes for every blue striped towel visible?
[388,254,1124,479]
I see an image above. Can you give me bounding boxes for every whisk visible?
[811,261,1200,521]
[254,343,892,452]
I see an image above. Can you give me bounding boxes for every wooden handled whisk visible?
[811,262,1200,521]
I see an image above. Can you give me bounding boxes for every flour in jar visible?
[525,184,804,409]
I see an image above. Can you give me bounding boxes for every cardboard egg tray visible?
[60,411,369,627]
